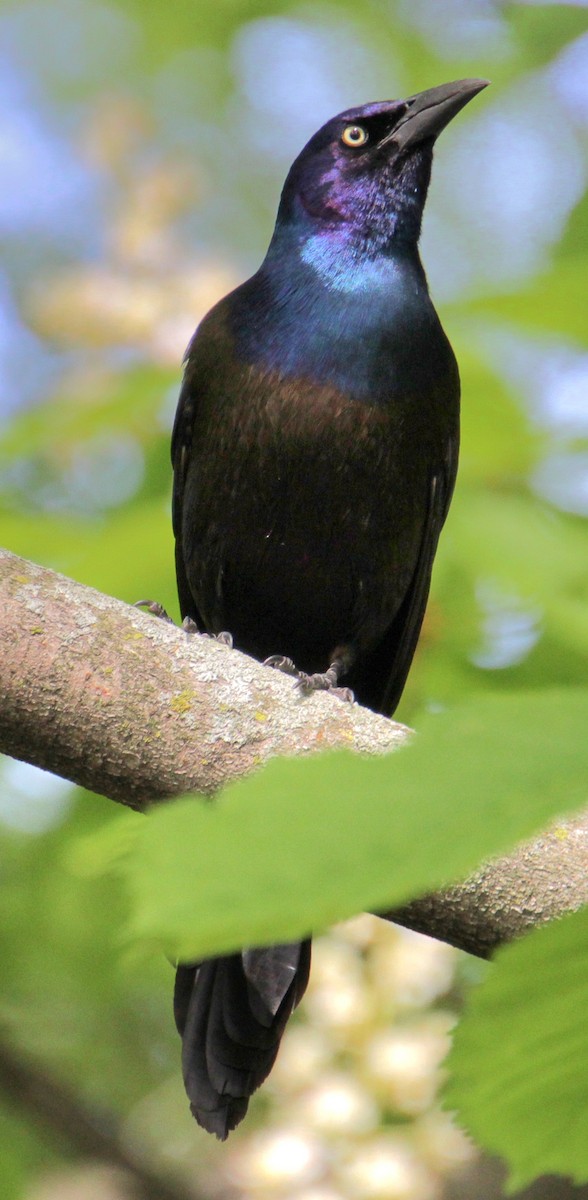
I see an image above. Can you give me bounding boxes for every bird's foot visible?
[134,599,174,623]
[296,668,354,704]
[203,629,234,648]
[135,603,232,646]
[263,654,300,678]
[184,619,233,646]
[181,615,200,634]
[264,655,354,703]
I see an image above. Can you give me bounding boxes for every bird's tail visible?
[174,940,311,1139]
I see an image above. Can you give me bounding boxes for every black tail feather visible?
[175,942,311,1139]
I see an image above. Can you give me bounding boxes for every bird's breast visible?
[181,351,453,666]
[229,251,444,405]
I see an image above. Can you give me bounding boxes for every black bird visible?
[171,78,487,1138]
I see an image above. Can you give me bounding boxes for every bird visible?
[170,78,488,1138]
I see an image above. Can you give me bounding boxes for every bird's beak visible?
[383,78,489,153]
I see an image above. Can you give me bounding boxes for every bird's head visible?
[276,79,488,251]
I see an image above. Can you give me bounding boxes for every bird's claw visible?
[185,620,233,647]
[179,616,198,634]
[296,667,338,693]
[135,605,232,647]
[134,599,173,622]
[263,654,300,678]
[295,670,354,703]
[210,630,234,648]
[264,656,354,703]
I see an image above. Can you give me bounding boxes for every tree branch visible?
[1,546,587,958]
[0,547,405,808]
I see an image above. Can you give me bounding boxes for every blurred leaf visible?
[0,366,173,459]
[449,488,588,605]
[508,3,588,66]
[80,499,177,606]
[446,906,588,1191]
[460,259,588,343]
[70,808,139,877]
[113,0,294,62]
[0,779,173,1111]
[452,343,541,482]
[114,689,588,959]
[559,184,588,263]
[0,1101,59,1200]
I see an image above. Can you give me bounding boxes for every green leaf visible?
[459,258,588,343]
[446,907,588,1191]
[0,365,172,460]
[452,346,540,482]
[449,488,588,604]
[70,808,139,877]
[120,689,588,960]
[509,5,588,68]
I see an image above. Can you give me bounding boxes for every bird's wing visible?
[171,298,245,627]
[350,434,458,717]
[171,366,205,625]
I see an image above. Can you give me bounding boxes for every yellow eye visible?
[341,124,369,148]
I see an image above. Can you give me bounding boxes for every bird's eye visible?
[341,124,369,148]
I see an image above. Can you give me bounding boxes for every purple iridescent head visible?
[276,79,488,248]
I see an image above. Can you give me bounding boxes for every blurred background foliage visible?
[1,0,588,1197]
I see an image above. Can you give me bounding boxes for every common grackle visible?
[171,78,488,1138]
